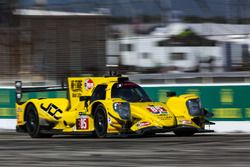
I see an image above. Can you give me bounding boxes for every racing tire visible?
[94,105,108,138]
[173,130,195,137]
[25,104,52,138]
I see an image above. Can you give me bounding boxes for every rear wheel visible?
[25,104,52,138]
[25,104,41,138]
[94,105,107,138]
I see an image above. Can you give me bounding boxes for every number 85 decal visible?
[76,117,89,130]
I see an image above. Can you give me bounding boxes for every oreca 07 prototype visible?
[15,76,214,138]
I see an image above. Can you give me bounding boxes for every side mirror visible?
[166,91,176,97]
[202,108,214,118]
[80,96,91,108]
[79,96,91,102]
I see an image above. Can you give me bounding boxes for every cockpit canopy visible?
[111,82,152,102]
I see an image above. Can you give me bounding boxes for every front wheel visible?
[94,105,108,138]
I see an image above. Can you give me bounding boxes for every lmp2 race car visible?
[15,76,214,138]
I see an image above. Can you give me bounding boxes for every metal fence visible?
[1,1,250,86]
[0,7,108,84]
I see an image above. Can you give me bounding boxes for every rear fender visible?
[24,98,69,124]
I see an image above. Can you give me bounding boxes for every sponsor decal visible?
[147,106,168,114]
[17,107,22,112]
[137,121,151,127]
[72,93,82,98]
[84,79,94,90]
[40,103,63,120]
[119,82,137,88]
[179,120,193,124]
[71,80,83,92]
[157,115,173,120]
[76,116,89,130]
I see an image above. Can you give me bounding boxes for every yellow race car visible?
[15,76,214,138]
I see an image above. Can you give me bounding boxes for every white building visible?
[107,23,250,72]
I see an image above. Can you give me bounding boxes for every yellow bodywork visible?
[16,76,212,137]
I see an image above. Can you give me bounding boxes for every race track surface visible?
[0,131,250,167]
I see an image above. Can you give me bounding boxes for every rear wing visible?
[15,76,129,105]
[15,81,67,105]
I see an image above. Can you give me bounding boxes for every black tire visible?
[25,104,42,138]
[174,130,195,137]
[94,105,108,138]
[25,104,53,138]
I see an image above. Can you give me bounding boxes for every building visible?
[107,23,250,73]
[0,9,108,83]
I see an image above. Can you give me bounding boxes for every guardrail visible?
[128,71,250,84]
[1,71,250,86]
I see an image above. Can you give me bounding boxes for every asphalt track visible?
[0,131,250,167]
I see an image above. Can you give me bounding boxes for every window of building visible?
[120,44,133,51]
[141,52,151,59]
[170,53,187,60]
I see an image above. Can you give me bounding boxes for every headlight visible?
[113,102,131,120]
[186,99,202,116]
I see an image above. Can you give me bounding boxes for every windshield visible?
[111,82,152,102]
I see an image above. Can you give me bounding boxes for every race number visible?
[76,117,89,130]
[147,106,168,114]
